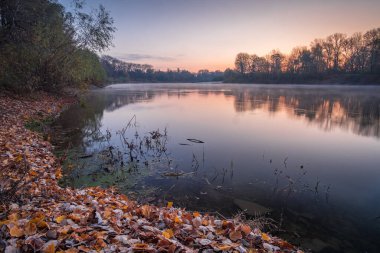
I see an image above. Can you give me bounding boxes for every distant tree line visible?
[225,28,380,84]
[100,55,224,83]
[0,0,115,92]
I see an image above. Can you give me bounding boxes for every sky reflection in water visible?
[54,83,380,252]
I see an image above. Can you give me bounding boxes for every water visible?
[52,83,380,252]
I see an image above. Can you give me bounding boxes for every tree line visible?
[0,0,115,92]
[100,55,223,83]
[225,28,380,84]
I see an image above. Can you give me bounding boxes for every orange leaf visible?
[141,205,152,217]
[43,243,55,253]
[167,202,173,208]
[261,232,270,241]
[9,225,24,237]
[174,216,181,223]
[193,212,200,217]
[133,243,149,250]
[25,221,37,236]
[8,213,19,221]
[240,224,252,235]
[229,230,242,241]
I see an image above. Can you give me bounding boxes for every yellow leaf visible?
[9,225,24,237]
[162,229,174,239]
[261,232,270,241]
[55,215,66,224]
[167,202,173,208]
[15,155,23,163]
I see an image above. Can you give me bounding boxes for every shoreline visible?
[0,92,301,252]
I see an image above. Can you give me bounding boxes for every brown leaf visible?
[229,230,242,241]
[240,224,252,235]
[9,225,24,237]
[25,221,37,236]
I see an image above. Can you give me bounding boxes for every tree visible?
[0,0,115,92]
[234,53,250,74]
[326,33,347,71]
[364,28,380,73]
[310,39,326,73]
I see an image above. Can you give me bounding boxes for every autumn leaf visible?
[55,215,66,224]
[8,213,19,221]
[261,232,271,241]
[162,229,174,239]
[15,154,23,163]
[25,221,37,236]
[133,243,149,250]
[167,201,173,208]
[193,211,200,217]
[141,205,152,217]
[229,230,242,241]
[240,224,252,235]
[9,225,24,237]
[217,244,232,251]
[43,243,55,253]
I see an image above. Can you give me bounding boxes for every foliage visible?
[227,28,380,84]
[0,0,114,92]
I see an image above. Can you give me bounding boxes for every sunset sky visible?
[61,0,380,72]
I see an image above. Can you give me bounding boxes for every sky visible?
[60,0,380,72]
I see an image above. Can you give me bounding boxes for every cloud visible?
[114,53,178,62]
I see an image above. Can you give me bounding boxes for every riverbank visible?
[0,92,301,252]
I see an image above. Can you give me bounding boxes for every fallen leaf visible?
[55,215,66,224]
[9,225,24,237]
[167,202,173,208]
[162,229,174,239]
[240,224,252,235]
[217,244,232,251]
[229,230,242,241]
[133,243,149,250]
[261,232,271,241]
[25,221,37,236]
[43,243,55,253]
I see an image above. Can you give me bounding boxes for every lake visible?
[52,83,380,252]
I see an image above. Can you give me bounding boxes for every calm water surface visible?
[52,83,380,252]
